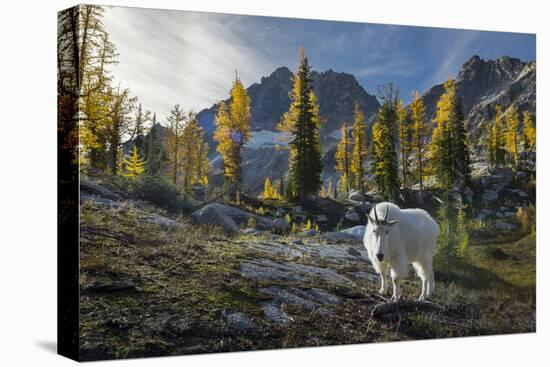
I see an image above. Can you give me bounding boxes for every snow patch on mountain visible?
[245,130,289,150]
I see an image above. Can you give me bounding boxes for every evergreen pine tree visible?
[350,102,368,192]
[372,84,400,200]
[410,91,429,203]
[145,114,162,176]
[451,94,470,185]
[133,103,151,155]
[277,47,322,200]
[397,99,413,189]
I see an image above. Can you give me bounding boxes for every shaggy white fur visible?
[363,202,440,301]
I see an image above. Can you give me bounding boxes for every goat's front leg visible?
[391,276,401,301]
[390,263,406,302]
[378,270,388,295]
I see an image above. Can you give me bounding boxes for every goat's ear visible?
[388,220,400,226]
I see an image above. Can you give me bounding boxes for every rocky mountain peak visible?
[198,66,380,133]
[422,55,535,150]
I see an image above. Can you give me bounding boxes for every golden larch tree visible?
[165,104,186,185]
[181,112,209,191]
[486,105,506,171]
[522,110,536,152]
[429,79,455,188]
[335,121,352,193]
[123,145,145,178]
[504,105,521,169]
[214,77,251,189]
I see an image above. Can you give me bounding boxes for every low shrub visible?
[516,204,536,234]
[113,175,191,214]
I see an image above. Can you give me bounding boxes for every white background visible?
[0,0,547,365]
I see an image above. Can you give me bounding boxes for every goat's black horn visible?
[384,206,389,222]
[373,204,379,223]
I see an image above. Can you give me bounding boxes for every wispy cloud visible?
[355,58,420,78]
[425,30,481,87]
[103,7,277,121]
[102,7,534,118]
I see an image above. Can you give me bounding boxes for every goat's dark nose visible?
[376,254,384,261]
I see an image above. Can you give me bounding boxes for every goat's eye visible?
[373,230,376,235]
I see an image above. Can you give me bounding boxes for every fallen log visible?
[371,299,444,318]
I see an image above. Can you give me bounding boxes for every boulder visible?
[143,214,182,229]
[315,214,328,223]
[482,189,498,202]
[241,227,262,235]
[275,207,287,217]
[225,312,258,334]
[516,171,528,181]
[345,211,360,222]
[272,217,290,231]
[80,181,123,201]
[298,229,318,237]
[194,203,272,230]
[340,225,365,239]
[495,220,517,231]
[292,206,304,215]
[348,190,365,202]
[191,205,239,234]
[476,208,492,220]
[190,185,206,198]
[322,225,364,242]
[80,193,118,207]
[261,302,291,324]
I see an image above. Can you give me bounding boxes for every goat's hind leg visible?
[419,276,428,301]
[418,261,434,300]
[427,270,435,297]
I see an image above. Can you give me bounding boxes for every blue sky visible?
[103,6,535,120]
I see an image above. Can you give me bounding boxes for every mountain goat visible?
[363,202,440,301]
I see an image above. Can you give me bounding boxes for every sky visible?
[103,6,535,122]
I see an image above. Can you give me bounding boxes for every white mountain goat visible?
[363,202,440,301]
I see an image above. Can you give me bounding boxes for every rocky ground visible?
[78,181,535,361]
